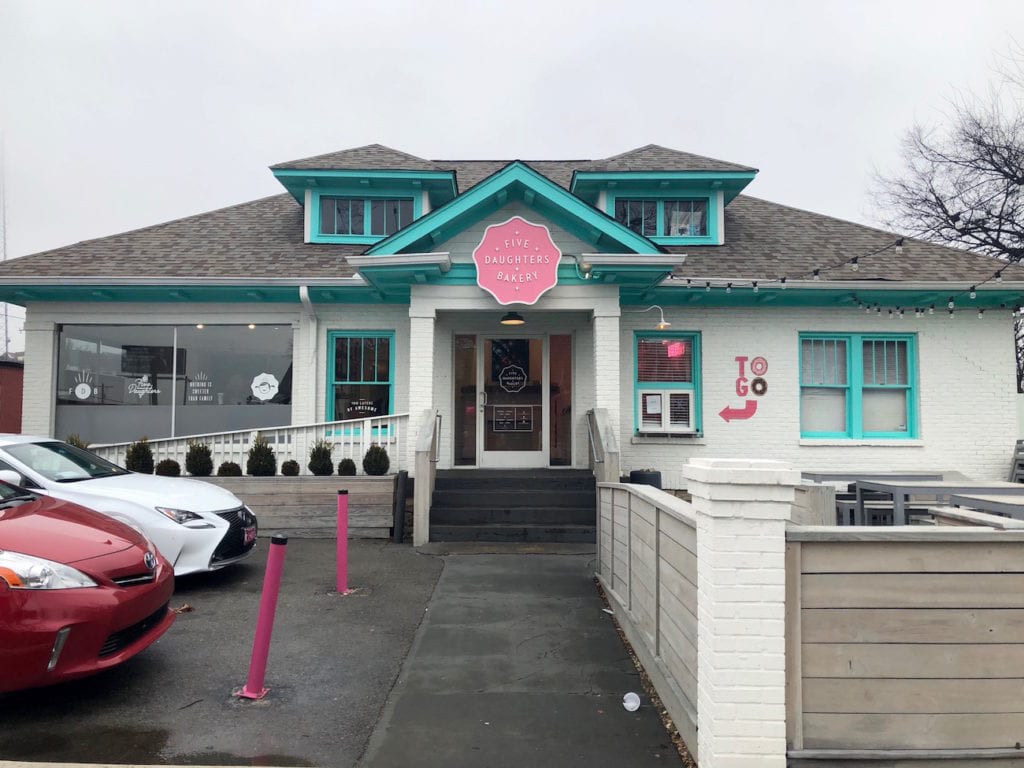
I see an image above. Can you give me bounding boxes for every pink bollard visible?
[236,534,288,700]
[337,490,350,594]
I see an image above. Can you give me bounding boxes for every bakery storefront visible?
[1,143,1022,494]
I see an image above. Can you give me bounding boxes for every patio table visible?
[854,480,1024,525]
[801,470,943,484]
[949,493,1024,520]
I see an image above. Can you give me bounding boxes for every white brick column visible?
[22,317,57,436]
[592,307,620,434]
[406,308,436,474]
[683,458,798,768]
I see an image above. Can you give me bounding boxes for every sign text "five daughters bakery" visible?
[472,216,562,305]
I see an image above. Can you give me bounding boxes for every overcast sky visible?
[1,0,1022,349]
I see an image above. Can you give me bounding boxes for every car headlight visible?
[154,506,205,524]
[0,550,97,589]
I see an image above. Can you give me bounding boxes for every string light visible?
[978,309,985,319]
[969,286,977,299]
[752,281,759,293]
[948,297,956,310]
[705,281,711,292]
[997,270,1004,283]
[894,238,904,254]
[813,269,821,281]
[929,305,935,315]
[725,282,732,294]
[851,257,859,271]
[780,277,787,289]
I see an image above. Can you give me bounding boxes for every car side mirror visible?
[0,469,25,487]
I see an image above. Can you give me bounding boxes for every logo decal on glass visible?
[187,371,214,404]
[250,373,279,402]
[128,375,161,399]
[72,371,94,400]
[472,216,562,306]
[497,365,527,393]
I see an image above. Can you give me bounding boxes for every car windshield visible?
[0,481,33,502]
[4,441,130,483]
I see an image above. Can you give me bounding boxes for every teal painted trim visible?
[311,189,422,244]
[365,161,661,256]
[272,170,457,205]
[0,284,413,305]
[326,330,396,423]
[798,332,918,440]
[606,190,719,244]
[628,286,1024,309]
[633,331,702,435]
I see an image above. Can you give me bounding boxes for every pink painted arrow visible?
[719,399,758,422]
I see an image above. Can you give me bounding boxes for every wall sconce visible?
[500,311,525,326]
[634,305,671,330]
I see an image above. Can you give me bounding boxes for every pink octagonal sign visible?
[472,216,562,306]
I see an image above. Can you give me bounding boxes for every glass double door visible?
[453,334,572,468]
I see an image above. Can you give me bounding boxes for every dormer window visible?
[320,197,414,237]
[614,198,708,238]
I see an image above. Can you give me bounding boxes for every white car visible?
[0,434,257,576]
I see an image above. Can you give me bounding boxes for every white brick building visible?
[1,143,1020,495]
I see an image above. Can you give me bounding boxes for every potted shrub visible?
[338,458,357,476]
[307,439,334,476]
[125,438,154,474]
[281,459,300,476]
[155,459,181,477]
[185,442,213,477]
[217,461,242,477]
[362,444,390,476]
[246,433,277,476]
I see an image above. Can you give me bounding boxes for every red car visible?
[0,481,175,693]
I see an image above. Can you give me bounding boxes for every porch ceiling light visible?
[499,312,525,326]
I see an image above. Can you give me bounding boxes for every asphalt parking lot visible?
[0,539,444,767]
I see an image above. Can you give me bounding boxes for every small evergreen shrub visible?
[155,459,181,477]
[246,433,277,476]
[217,461,242,477]
[126,438,154,474]
[338,458,357,476]
[307,439,334,476]
[281,459,300,476]
[362,444,390,476]
[185,442,213,477]
[65,433,88,450]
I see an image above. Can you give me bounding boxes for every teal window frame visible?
[311,190,421,245]
[799,332,918,439]
[633,331,702,435]
[326,331,396,436]
[608,192,717,245]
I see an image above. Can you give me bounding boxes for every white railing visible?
[89,413,410,474]
[586,408,620,484]
[413,409,441,547]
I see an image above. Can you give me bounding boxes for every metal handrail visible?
[586,410,605,463]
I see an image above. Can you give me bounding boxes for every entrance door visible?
[452,333,572,468]
[479,336,547,467]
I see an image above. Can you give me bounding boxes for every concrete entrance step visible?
[430,523,596,543]
[431,505,596,525]
[435,469,595,491]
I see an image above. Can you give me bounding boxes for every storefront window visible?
[55,324,293,445]
[328,332,393,420]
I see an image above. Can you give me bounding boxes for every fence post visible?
[683,458,798,768]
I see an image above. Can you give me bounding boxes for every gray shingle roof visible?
[271,143,444,172]
[0,145,1017,285]
[584,144,757,173]
[672,195,1022,283]
[0,195,359,279]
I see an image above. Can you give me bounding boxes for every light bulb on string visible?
[752,281,759,293]
[969,286,977,299]
[851,257,859,272]
[725,283,732,294]
[948,297,955,310]
[813,269,821,281]
[929,305,935,315]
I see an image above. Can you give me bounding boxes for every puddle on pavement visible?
[0,725,313,766]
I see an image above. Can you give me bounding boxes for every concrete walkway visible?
[359,553,679,767]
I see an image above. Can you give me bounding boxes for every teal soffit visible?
[271,168,458,207]
[570,170,757,205]
[364,161,665,257]
[0,281,407,306]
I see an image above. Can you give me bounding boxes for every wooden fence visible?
[787,526,1024,764]
[596,483,699,758]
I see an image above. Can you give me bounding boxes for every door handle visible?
[480,390,488,406]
